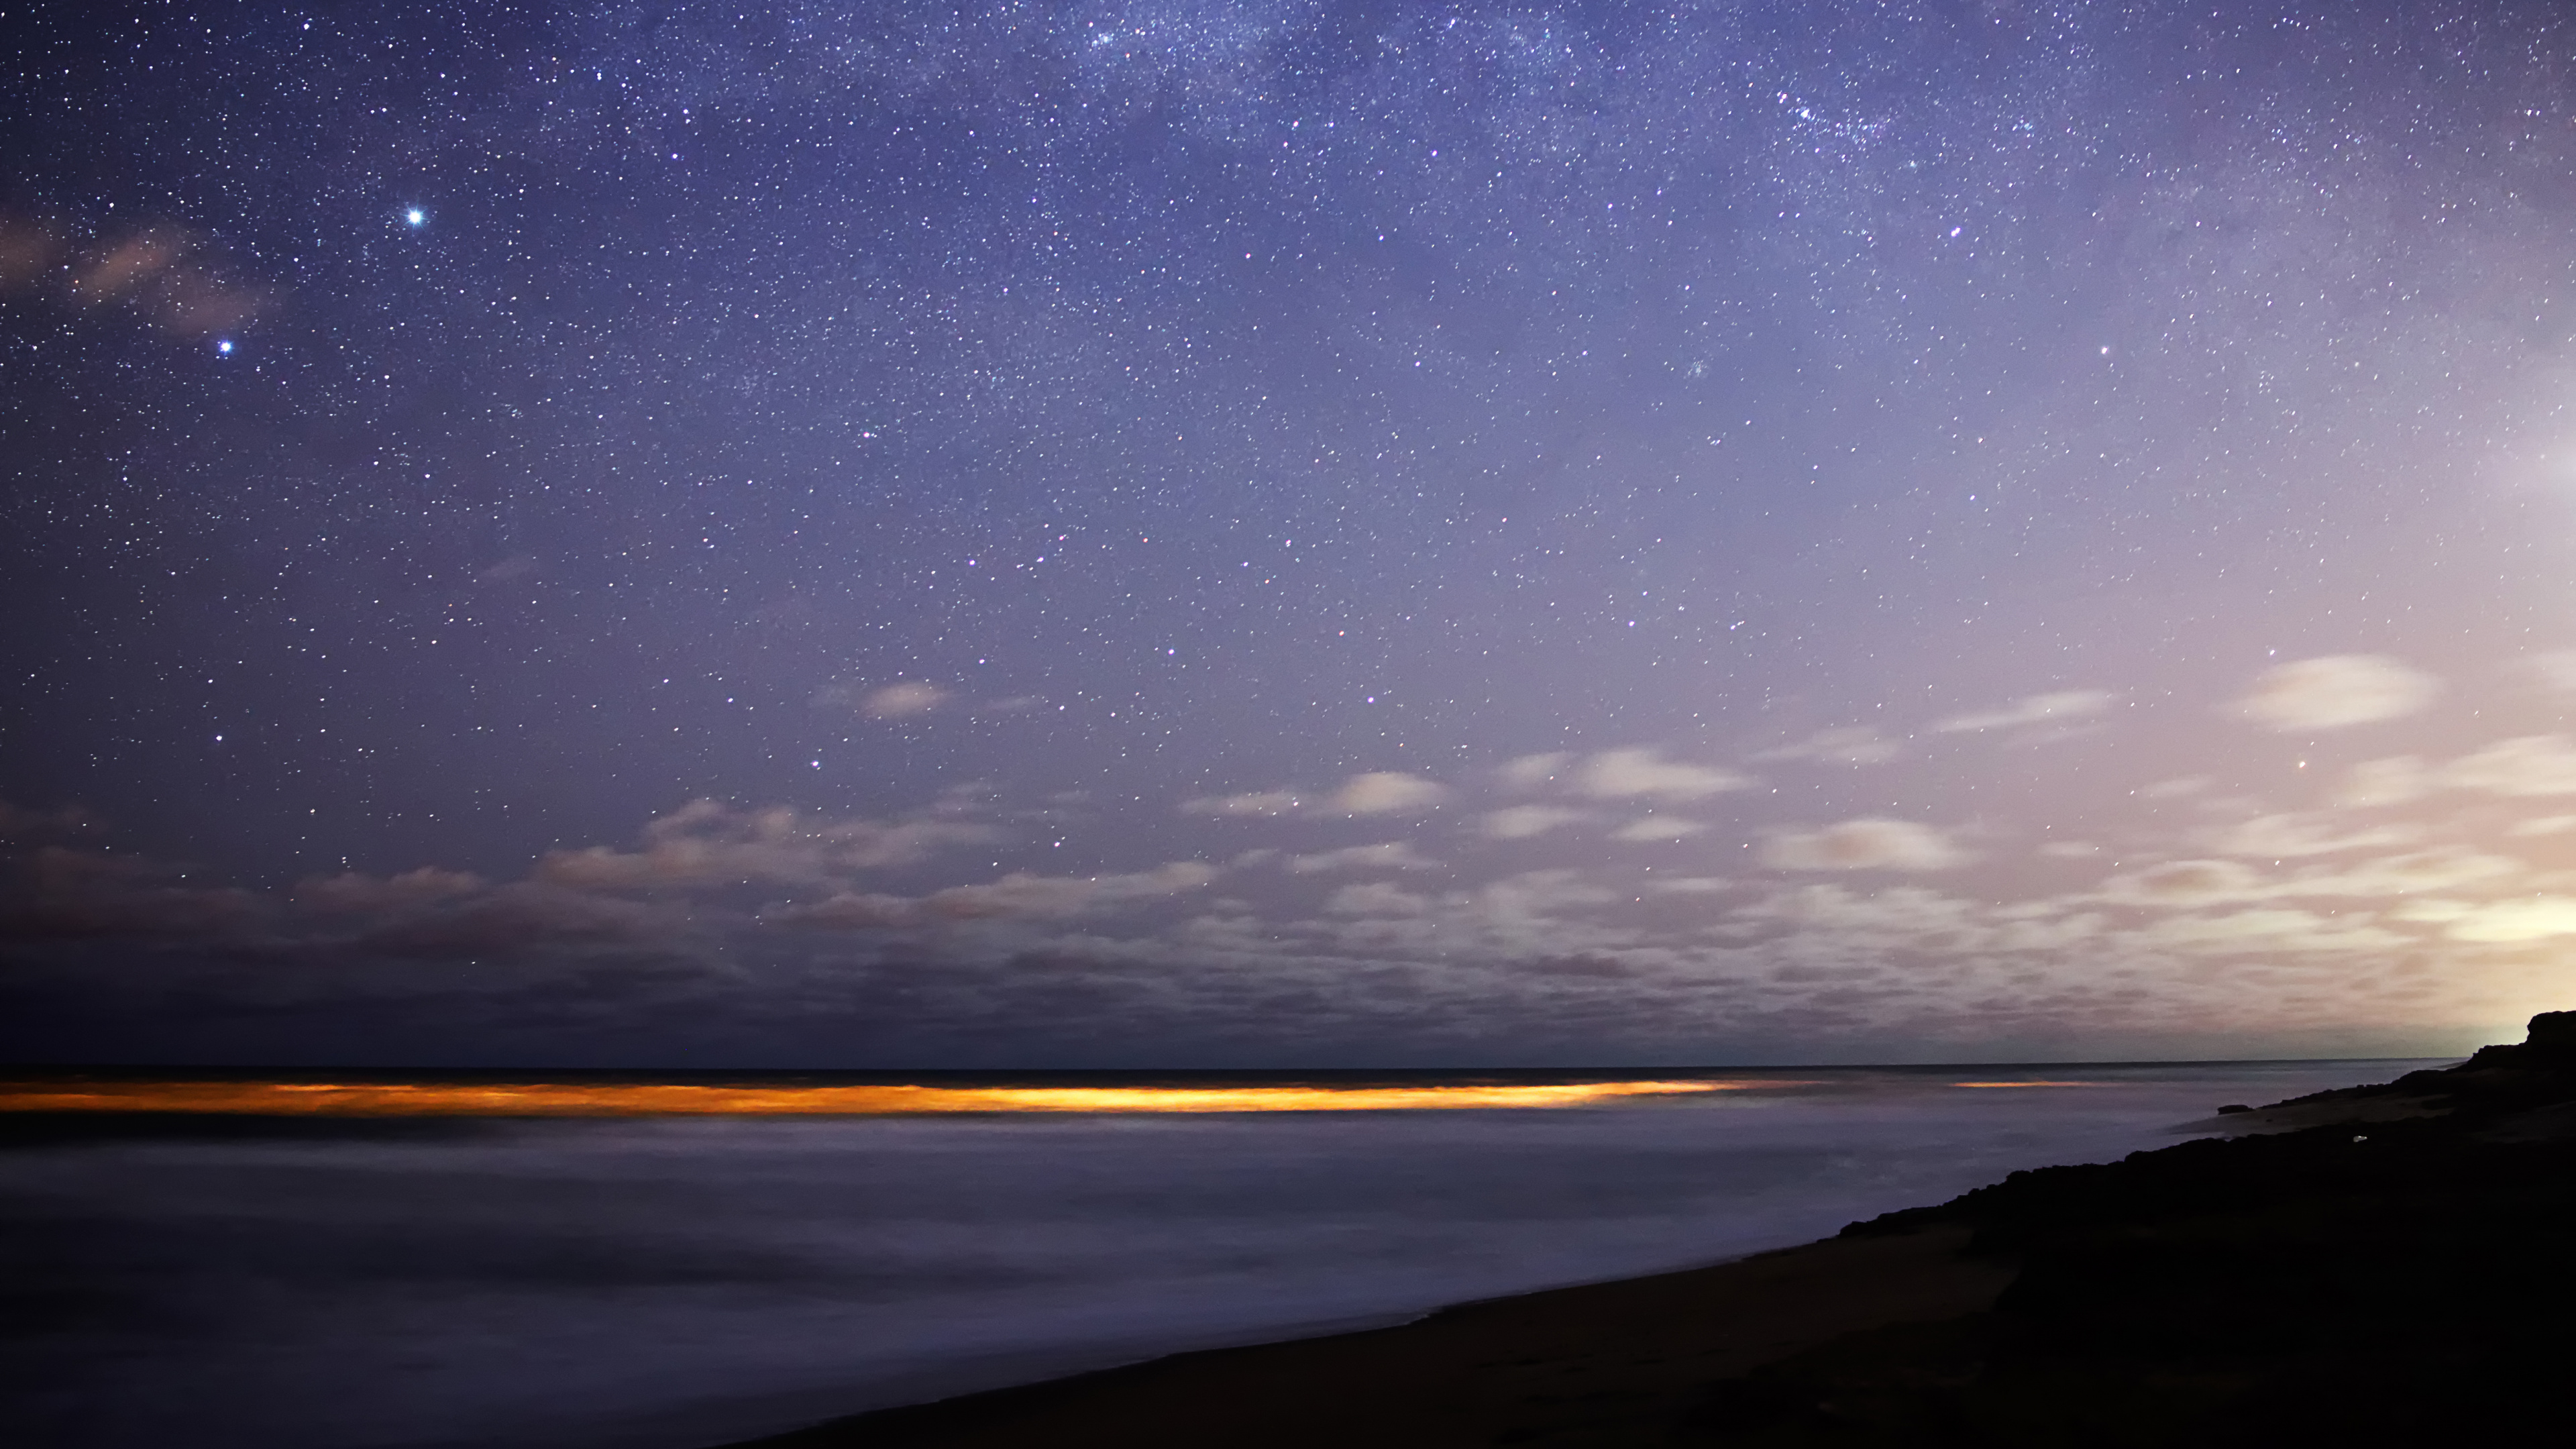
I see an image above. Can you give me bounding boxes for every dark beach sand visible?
[731,1226,2010,1449]
[728,1015,2576,1448]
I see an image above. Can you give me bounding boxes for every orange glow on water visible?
[0,1078,1798,1117]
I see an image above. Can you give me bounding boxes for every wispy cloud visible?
[1932,689,2114,735]
[1184,771,1449,817]
[1575,749,1752,800]
[1184,788,1305,816]
[1753,727,1902,765]
[769,861,1217,928]
[863,682,949,718]
[2205,814,2417,859]
[2101,847,2526,907]
[1495,753,1574,790]
[2332,756,2429,808]
[0,845,265,943]
[1331,771,1450,814]
[2439,735,2576,796]
[1760,819,1967,871]
[1322,881,1434,917]
[0,798,95,841]
[2440,897,2576,943]
[2234,655,2438,732]
[1481,805,1591,839]
[1283,841,1442,873]
[1610,816,1705,841]
[0,214,267,337]
[352,883,680,959]
[293,867,486,914]
[536,799,993,889]
[2518,650,2576,694]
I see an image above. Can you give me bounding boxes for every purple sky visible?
[5,0,2575,1065]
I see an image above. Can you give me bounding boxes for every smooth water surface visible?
[1,1061,2421,1448]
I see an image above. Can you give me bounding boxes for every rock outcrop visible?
[1681,1013,2576,1444]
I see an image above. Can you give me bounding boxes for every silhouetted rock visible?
[1744,1011,2576,1443]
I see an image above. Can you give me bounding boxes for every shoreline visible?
[714,1018,2576,1446]
[722,1224,2013,1449]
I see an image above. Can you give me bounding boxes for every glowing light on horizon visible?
[1951,1081,2106,1089]
[0,1078,1813,1117]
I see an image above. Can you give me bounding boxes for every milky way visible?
[6,1,2576,1065]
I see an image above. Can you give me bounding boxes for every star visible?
[405,208,425,227]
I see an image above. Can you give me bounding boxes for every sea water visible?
[1,1061,2423,1449]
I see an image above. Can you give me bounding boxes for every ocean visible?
[1,1061,2426,1449]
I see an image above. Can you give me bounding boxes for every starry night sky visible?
[7,0,2576,1067]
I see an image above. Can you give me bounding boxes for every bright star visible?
[405,208,425,226]
[216,339,233,354]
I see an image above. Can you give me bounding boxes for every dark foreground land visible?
[728,1016,2576,1448]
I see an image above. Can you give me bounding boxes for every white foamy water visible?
[1,1062,2423,1448]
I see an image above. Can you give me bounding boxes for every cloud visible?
[1732,882,1982,941]
[770,861,1216,928]
[0,219,52,289]
[1283,842,1442,874]
[1187,773,1448,817]
[2438,735,2576,797]
[2037,841,2102,859]
[0,847,266,943]
[863,682,949,718]
[0,798,95,840]
[2506,816,2576,838]
[2103,847,2526,908]
[2102,859,2265,905]
[1474,869,1624,918]
[1330,771,1450,815]
[2333,756,2429,808]
[1610,816,1705,842]
[2518,650,2576,693]
[2206,814,2416,859]
[293,867,487,914]
[0,215,266,337]
[2235,655,2438,732]
[1932,689,2114,735]
[1753,727,1902,765]
[1575,749,1752,800]
[1322,881,1434,917]
[1760,819,1968,871]
[353,883,678,959]
[2294,849,2524,898]
[2442,897,2576,943]
[924,861,1216,918]
[1183,789,1304,816]
[2132,908,2402,955]
[537,799,992,890]
[755,890,914,929]
[1481,805,1591,839]
[1496,753,1574,790]
[2318,739,2576,806]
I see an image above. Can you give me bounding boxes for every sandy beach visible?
[731,1225,2008,1448]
